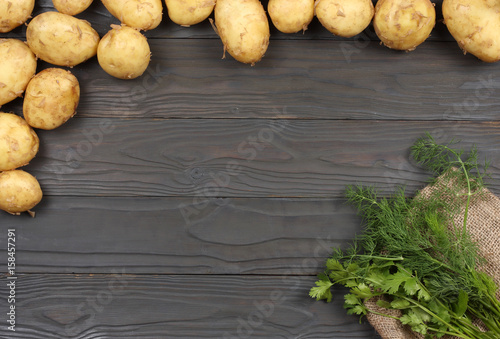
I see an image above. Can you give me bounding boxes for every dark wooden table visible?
[1,1,499,338]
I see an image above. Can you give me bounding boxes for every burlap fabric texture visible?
[364,172,500,339]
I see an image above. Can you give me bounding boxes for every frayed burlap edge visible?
[364,173,500,339]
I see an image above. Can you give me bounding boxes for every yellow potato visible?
[268,0,314,34]
[23,68,80,130]
[98,25,151,79]
[373,0,435,51]
[52,0,94,16]
[214,0,270,65]
[0,0,34,33]
[165,0,215,26]
[0,39,37,107]
[0,112,39,171]
[0,170,42,215]
[102,0,163,31]
[26,11,100,67]
[315,0,374,38]
[443,0,500,63]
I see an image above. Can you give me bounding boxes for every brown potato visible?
[98,25,151,79]
[0,39,37,107]
[23,68,80,130]
[26,11,100,67]
[0,0,34,33]
[102,0,163,31]
[443,0,500,62]
[52,0,94,16]
[165,0,215,26]
[214,0,270,65]
[373,0,435,51]
[0,169,42,216]
[315,0,374,38]
[268,0,314,34]
[0,112,39,171]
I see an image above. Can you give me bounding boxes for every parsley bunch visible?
[310,134,500,338]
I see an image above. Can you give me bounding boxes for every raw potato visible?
[165,0,215,26]
[268,0,314,34]
[0,0,34,32]
[52,0,94,16]
[443,0,500,62]
[214,0,270,65]
[23,68,80,130]
[102,0,163,31]
[0,170,42,215]
[373,0,436,51]
[98,25,151,79]
[0,112,39,171]
[26,11,100,67]
[315,0,374,38]
[0,39,37,107]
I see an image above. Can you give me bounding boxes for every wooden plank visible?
[0,197,363,274]
[3,0,452,42]
[0,273,379,338]
[3,39,497,121]
[15,119,500,198]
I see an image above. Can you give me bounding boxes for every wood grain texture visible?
[0,274,379,339]
[0,197,363,274]
[15,119,500,198]
[4,39,498,121]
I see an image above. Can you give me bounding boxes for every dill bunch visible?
[310,134,500,339]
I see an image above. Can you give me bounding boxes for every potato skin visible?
[443,0,500,62]
[0,39,37,106]
[0,0,34,33]
[268,0,314,34]
[373,0,436,51]
[0,112,39,171]
[52,0,94,16]
[26,11,100,67]
[315,0,374,38]
[214,0,270,65]
[165,0,215,26]
[98,25,151,80]
[23,68,80,130]
[0,170,42,215]
[102,0,163,31]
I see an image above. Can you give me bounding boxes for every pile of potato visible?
[0,0,499,216]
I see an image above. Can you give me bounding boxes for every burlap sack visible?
[364,173,500,339]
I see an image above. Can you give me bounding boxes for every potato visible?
[0,112,39,171]
[52,0,94,16]
[0,39,37,106]
[443,0,500,63]
[268,0,314,34]
[98,25,151,79]
[0,170,42,215]
[0,0,34,33]
[23,68,80,130]
[373,0,435,51]
[165,0,215,26]
[214,0,270,65]
[26,11,100,67]
[102,0,163,31]
[315,0,374,38]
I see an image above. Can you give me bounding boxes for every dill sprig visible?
[310,134,500,339]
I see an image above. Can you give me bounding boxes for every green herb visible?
[310,134,500,338]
